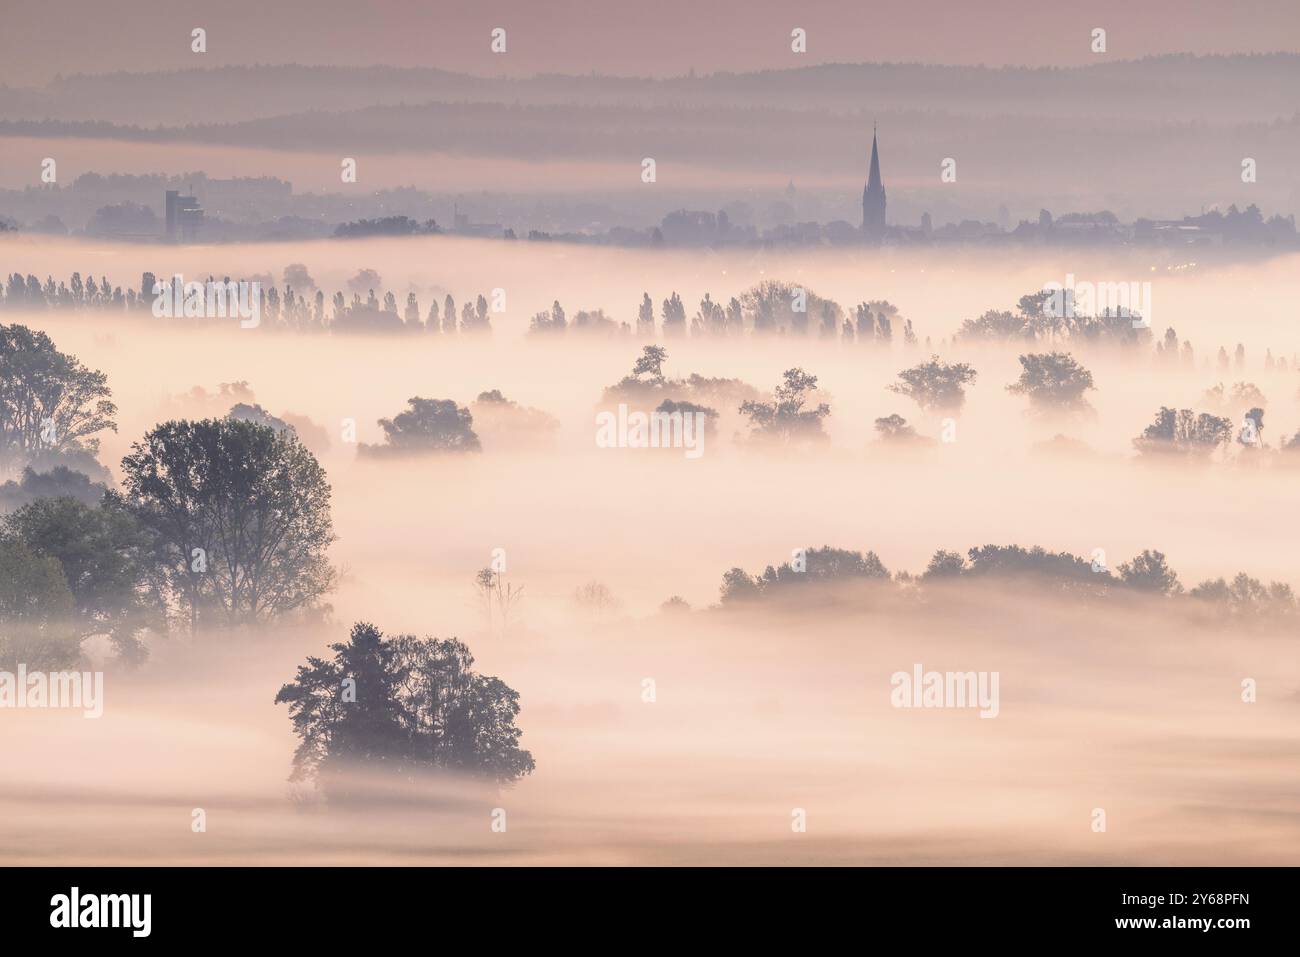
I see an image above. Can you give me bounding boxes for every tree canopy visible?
[1133,407,1233,458]
[889,356,978,413]
[1007,352,1095,413]
[2,493,164,664]
[739,368,830,444]
[120,417,336,631]
[0,323,116,474]
[275,622,535,801]
[0,538,78,669]
[359,397,481,456]
[0,465,107,511]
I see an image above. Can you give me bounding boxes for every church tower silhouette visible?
[862,124,887,237]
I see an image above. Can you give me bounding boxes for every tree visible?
[227,402,293,435]
[874,413,928,444]
[282,263,316,293]
[2,494,164,663]
[0,465,107,511]
[0,538,77,669]
[922,550,966,579]
[0,323,117,472]
[1118,550,1182,595]
[865,300,899,341]
[1133,407,1233,458]
[468,391,560,449]
[656,398,718,438]
[1007,352,1094,413]
[1237,407,1264,448]
[1017,289,1054,325]
[637,293,655,336]
[473,566,524,637]
[526,300,569,336]
[760,546,889,592]
[442,295,457,334]
[603,346,733,405]
[574,580,619,618]
[889,356,978,412]
[120,418,336,631]
[571,309,618,337]
[954,309,1030,343]
[528,309,560,335]
[358,398,481,456]
[739,368,831,444]
[720,548,889,603]
[963,544,1112,595]
[631,345,668,383]
[719,567,760,603]
[1201,381,1266,416]
[274,622,535,801]
[333,216,436,238]
[661,292,686,337]
[739,281,841,336]
[1190,573,1297,619]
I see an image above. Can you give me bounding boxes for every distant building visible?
[86,202,157,239]
[451,203,502,238]
[164,189,203,241]
[659,208,720,245]
[861,125,887,238]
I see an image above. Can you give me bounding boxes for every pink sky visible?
[1,0,1297,84]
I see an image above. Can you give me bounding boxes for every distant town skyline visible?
[1,0,1298,84]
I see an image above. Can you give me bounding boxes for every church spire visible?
[862,124,887,236]
[867,124,882,192]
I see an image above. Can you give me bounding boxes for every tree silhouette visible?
[637,293,656,336]
[120,418,336,631]
[889,356,978,412]
[661,292,687,337]
[1118,550,1182,594]
[922,550,967,579]
[632,345,668,383]
[359,397,481,456]
[2,494,164,664]
[227,402,293,435]
[1007,352,1095,413]
[874,413,928,444]
[0,465,106,510]
[275,622,535,801]
[720,546,889,602]
[0,324,117,473]
[0,538,77,669]
[1133,407,1233,458]
[574,580,619,618]
[739,368,831,444]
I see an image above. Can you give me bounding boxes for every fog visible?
[2,235,1298,863]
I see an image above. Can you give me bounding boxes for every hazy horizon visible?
[3,0,1299,85]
